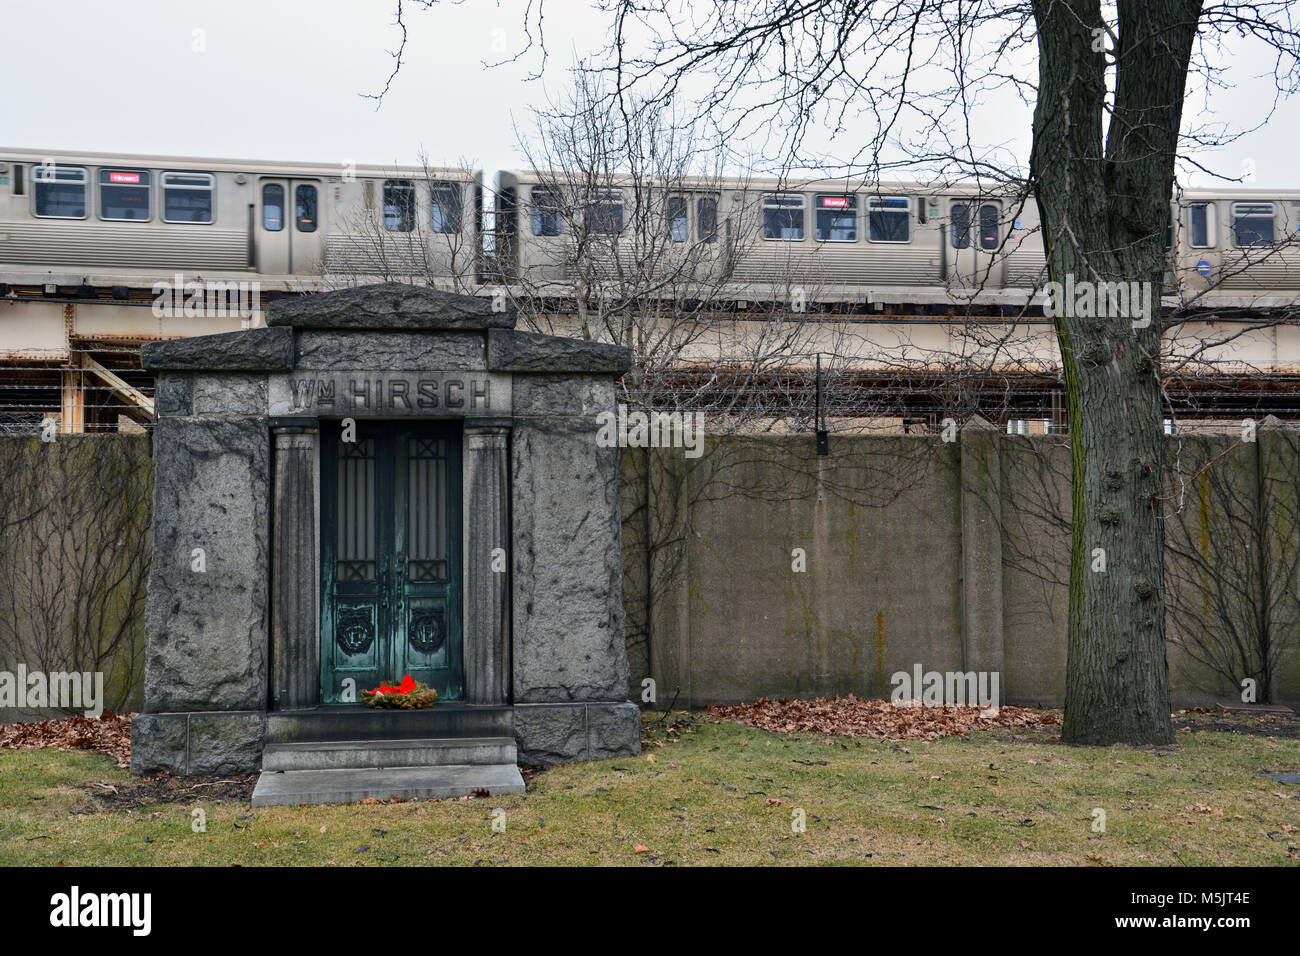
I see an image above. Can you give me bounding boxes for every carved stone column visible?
[271,425,319,710]
[463,423,511,704]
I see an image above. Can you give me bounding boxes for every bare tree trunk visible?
[1032,0,1201,744]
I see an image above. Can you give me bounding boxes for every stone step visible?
[251,764,526,807]
[262,736,517,771]
[266,704,512,743]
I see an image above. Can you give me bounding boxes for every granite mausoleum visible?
[130,283,640,802]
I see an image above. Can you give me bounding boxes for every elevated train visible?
[2,148,1299,309]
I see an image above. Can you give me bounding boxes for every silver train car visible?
[495,170,1051,302]
[496,171,1300,308]
[0,147,482,289]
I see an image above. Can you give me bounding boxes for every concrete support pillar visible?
[270,425,319,710]
[959,415,1005,690]
[463,423,511,704]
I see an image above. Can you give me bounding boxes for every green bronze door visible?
[320,420,463,703]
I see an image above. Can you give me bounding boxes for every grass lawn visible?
[1,713,1297,866]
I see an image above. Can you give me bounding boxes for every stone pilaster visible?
[271,425,320,710]
[463,423,511,704]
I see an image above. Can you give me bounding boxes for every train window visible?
[762,193,805,240]
[867,196,910,243]
[98,169,151,221]
[950,204,971,248]
[1232,202,1275,246]
[1188,203,1211,248]
[698,197,718,242]
[978,204,999,250]
[383,180,415,232]
[816,194,857,242]
[32,165,88,219]
[531,187,562,236]
[429,182,461,234]
[295,184,318,233]
[584,189,624,235]
[162,172,214,223]
[262,184,285,231]
[667,196,689,242]
[12,164,23,197]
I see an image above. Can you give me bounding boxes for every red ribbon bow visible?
[372,674,416,695]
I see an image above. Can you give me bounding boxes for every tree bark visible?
[1031,0,1202,744]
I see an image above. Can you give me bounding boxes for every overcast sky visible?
[3,0,1295,188]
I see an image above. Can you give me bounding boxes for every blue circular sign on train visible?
[1196,259,1212,277]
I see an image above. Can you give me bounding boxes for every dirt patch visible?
[1173,707,1300,740]
[71,771,258,813]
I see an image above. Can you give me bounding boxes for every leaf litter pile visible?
[707,695,1061,741]
[0,711,133,768]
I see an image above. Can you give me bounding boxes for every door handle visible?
[380,566,389,609]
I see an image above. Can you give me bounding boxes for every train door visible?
[257,178,324,274]
[946,199,1005,289]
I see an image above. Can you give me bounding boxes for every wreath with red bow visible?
[360,674,439,709]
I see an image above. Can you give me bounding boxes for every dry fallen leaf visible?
[634,844,649,853]
[0,711,133,768]
[706,696,1059,741]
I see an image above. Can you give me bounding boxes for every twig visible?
[653,688,681,727]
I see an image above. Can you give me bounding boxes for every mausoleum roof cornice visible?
[266,283,515,332]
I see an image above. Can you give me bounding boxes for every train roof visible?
[502,168,1300,200]
[0,147,479,180]
[1178,186,1300,202]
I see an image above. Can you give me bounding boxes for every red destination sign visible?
[109,172,141,184]
[820,196,851,208]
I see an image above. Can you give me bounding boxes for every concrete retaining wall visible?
[622,423,1300,709]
